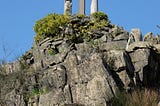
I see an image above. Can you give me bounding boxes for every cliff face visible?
[0,14,160,106]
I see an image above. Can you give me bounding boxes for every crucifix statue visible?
[64,0,72,15]
[91,0,98,14]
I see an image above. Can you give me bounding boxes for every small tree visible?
[0,37,14,64]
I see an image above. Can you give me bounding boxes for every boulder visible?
[100,40,127,51]
[65,53,117,105]
[130,28,142,42]
[144,32,160,44]
[113,31,129,41]
[126,41,153,52]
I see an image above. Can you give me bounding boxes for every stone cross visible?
[64,0,72,15]
[78,0,85,14]
[90,0,98,14]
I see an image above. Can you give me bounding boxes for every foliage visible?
[34,13,70,43]
[91,11,109,22]
[34,12,110,43]
[48,48,58,55]
[18,51,33,70]
[110,89,159,106]
[32,87,40,95]
[75,14,86,19]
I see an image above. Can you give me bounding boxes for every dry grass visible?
[111,89,159,106]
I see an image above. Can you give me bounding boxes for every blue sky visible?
[0,0,160,62]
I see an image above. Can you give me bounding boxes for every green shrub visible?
[71,12,110,42]
[48,48,58,55]
[75,14,86,19]
[31,87,49,96]
[34,12,110,43]
[90,12,110,31]
[34,13,70,43]
[91,11,109,22]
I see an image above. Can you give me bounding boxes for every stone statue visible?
[64,0,72,15]
[90,0,98,14]
[78,0,85,14]
[64,0,98,15]
[126,32,135,50]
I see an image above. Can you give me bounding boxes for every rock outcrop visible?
[0,14,160,106]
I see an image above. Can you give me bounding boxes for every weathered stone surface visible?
[100,40,127,51]
[144,32,153,42]
[153,44,160,53]
[144,32,159,44]
[0,62,20,74]
[130,28,142,42]
[130,49,150,74]
[128,47,160,87]
[103,50,127,71]
[39,89,66,106]
[65,53,117,105]
[103,50,135,89]
[113,32,129,41]
[126,41,153,52]
[1,17,160,106]
[3,90,25,106]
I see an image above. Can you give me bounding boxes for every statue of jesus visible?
[64,0,72,15]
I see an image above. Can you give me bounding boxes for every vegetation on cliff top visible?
[34,12,110,43]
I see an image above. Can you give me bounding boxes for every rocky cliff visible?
[0,12,160,106]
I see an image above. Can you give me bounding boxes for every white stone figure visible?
[78,0,85,14]
[90,0,98,14]
[64,0,72,15]
[126,33,135,50]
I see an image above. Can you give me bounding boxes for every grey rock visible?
[126,41,153,52]
[99,35,107,42]
[130,28,142,42]
[144,32,159,44]
[103,50,134,88]
[129,47,159,86]
[65,26,74,35]
[103,50,127,71]
[1,62,20,74]
[129,49,150,72]
[113,31,129,41]
[111,25,125,38]
[65,53,117,105]
[144,32,153,42]
[100,40,127,51]
[39,37,52,46]
[4,90,25,106]
[39,89,65,106]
